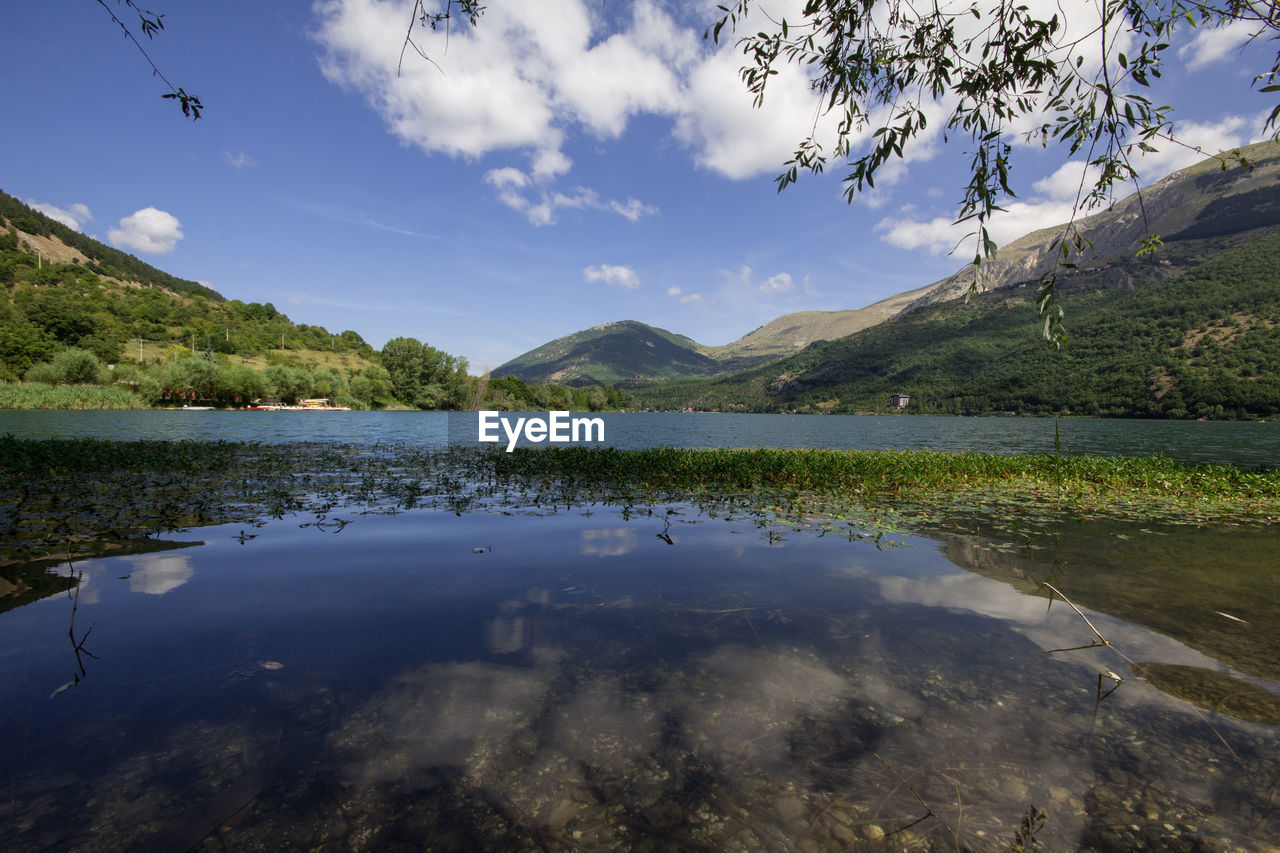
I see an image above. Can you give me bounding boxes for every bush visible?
[51,348,103,385]
[24,362,61,385]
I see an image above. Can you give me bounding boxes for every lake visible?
[1,413,1278,851]
[2,409,1279,467]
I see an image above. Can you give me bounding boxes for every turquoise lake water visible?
[2,409,1278,467]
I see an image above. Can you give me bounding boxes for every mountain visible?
[637,232,1280,418]
[495,288,937,387]
[904,139,1280,309]
[703,285,934,360]
[633,143,1280,418]
[493,320,723,387]
[501,143,1280,392]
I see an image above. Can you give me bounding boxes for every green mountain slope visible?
[498,145,1280,390]
[493,320,727,386]
[637,234,1280,419]
[0,189,220,300]
[493,291,939,386]
[0,191,376,380]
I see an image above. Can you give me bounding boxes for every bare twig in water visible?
[1041,583,1114,652]
[1039,582,1240,759]
[875,753,956,838]
[52,555,100,698]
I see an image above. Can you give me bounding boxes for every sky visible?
[1,1,1275,370]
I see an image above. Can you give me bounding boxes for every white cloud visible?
[1130,114,1264,181]
[720,265,798,296]
[609,198,659,222]
[26,200,93,231]
[1032,161,1103,204]
[313,0,689,172]
[673,43,844,180]
[485,167,530,189]
[759,272,794,294]
[484,167,534,216]
[107,207,184,255]
[667,285,703,304]
[723,265,753,288]
[877,111,1264,257]
[312,0,843,187]
[583,264,641,289]
[486,168,657,226]
[877,200,1080,257]
[124,554,194,595]
[580,527,638,557]
[875,215,967,256]
[314,0,560,165]
[224,150,258,169]
[1178,19,1259,71]
[528,187,597,226]
[531,148,572,180]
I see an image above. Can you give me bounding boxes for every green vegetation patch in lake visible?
[4,439,1280,573]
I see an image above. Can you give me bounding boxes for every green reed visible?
[0,382,150,410]
[487,446,1280,519]
[3,439,1277,569]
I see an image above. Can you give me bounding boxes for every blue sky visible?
[1,1,1274,370]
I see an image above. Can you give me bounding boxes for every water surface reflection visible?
[1,507,1277,851]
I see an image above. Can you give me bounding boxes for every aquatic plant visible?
[3,439,1278,569]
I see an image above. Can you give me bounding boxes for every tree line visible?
[1,212,631,411]
[14,344,632,412]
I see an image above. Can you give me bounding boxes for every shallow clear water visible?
[2,409,1279,467]
[3,503,1277,851]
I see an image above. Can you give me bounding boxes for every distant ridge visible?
[495,287,940,386]
[703,285,935,360]
[494,320,722,387]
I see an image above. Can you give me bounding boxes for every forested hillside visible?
[637,235,1280,419]
[0,190,218,299]
[0,195,398,406]
[1,191,629,411]
[1,192,375,370]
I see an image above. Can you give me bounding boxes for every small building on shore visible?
[890,393,910,409]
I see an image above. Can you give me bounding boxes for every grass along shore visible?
[3,439,1278,570]
[0,382,150,410]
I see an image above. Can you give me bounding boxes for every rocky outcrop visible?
[901,141,1280,313]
